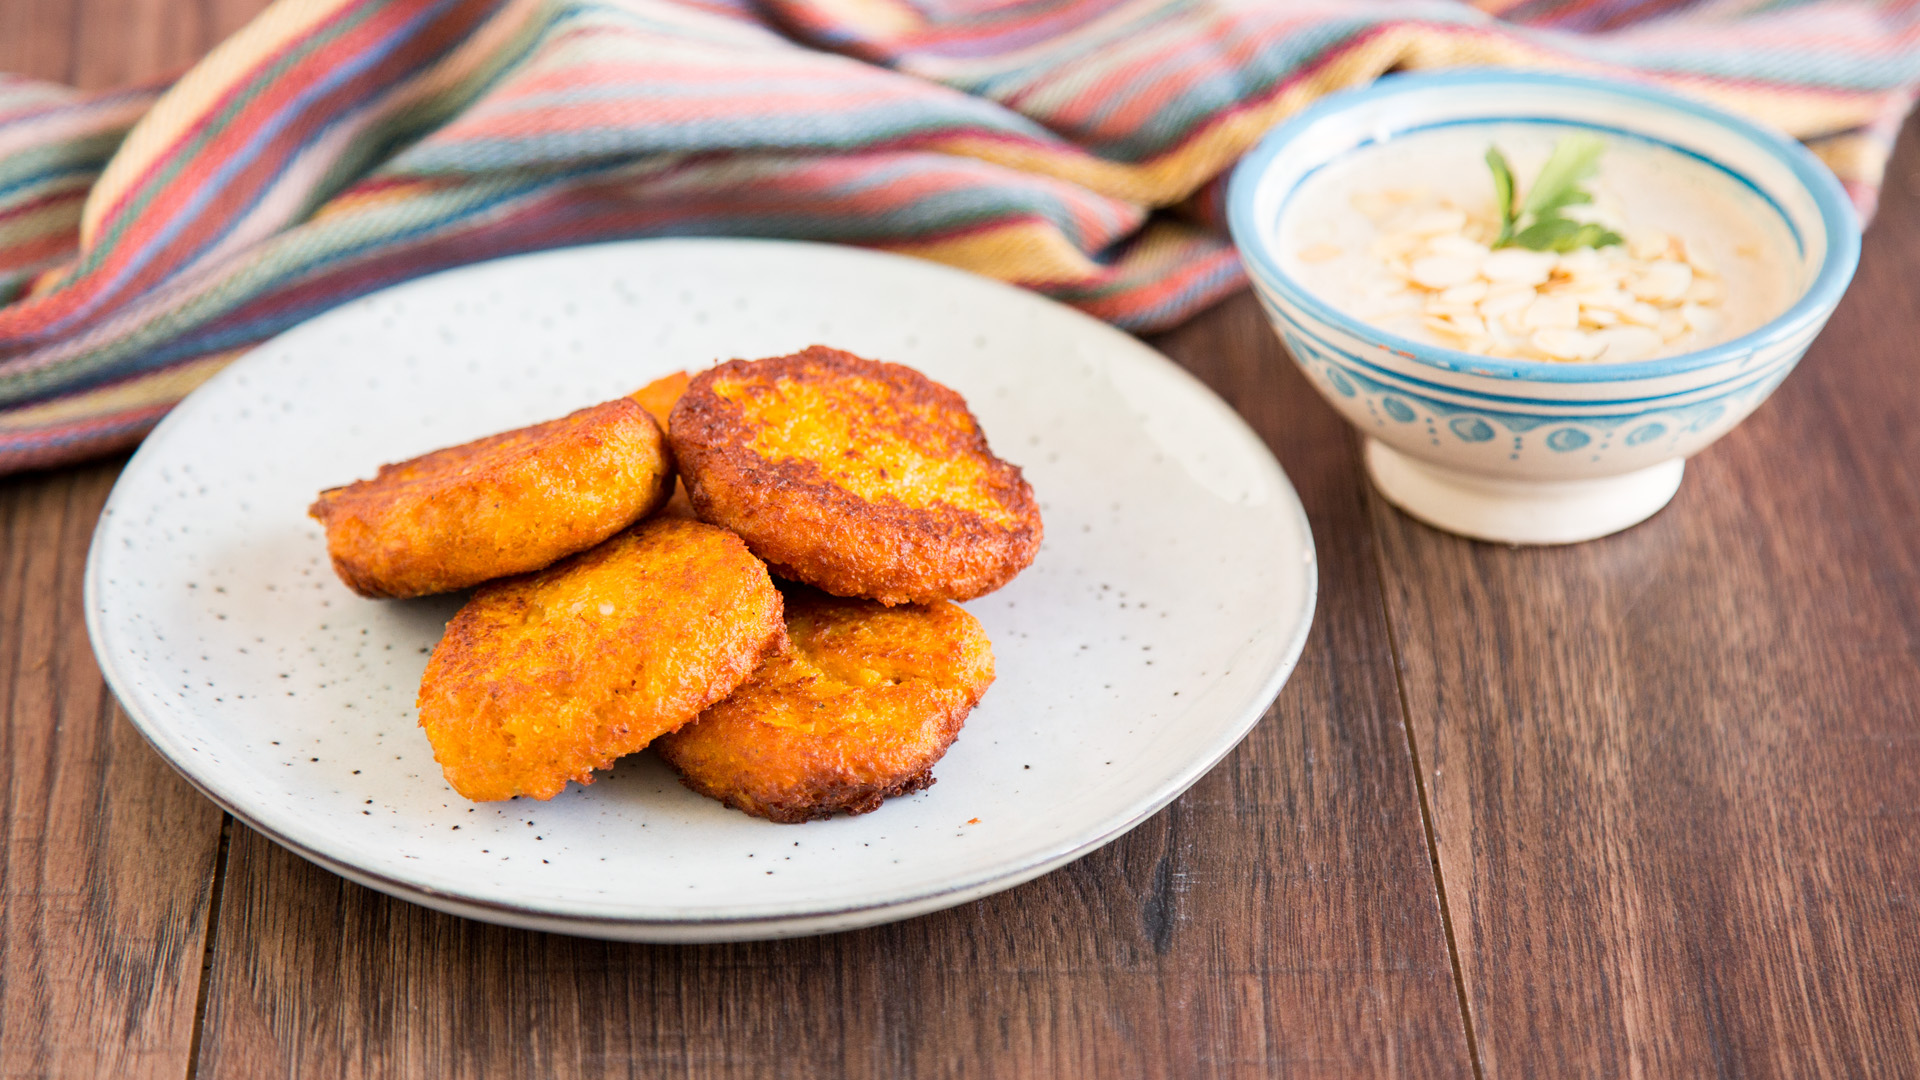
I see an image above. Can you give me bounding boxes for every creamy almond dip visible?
[1277,124,1801,362]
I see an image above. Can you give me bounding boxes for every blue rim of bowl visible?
[1225,69,1862,383]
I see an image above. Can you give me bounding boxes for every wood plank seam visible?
[186,815,235,1080]
[1365,479,1487,1080]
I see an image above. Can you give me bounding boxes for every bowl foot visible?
[1365,439,1683,545]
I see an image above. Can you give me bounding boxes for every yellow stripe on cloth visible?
[80,0,361,248]
[928,24,1895,209]
[0,351,240,433]
[883,220,1102,285]
[1806,132,1889,186]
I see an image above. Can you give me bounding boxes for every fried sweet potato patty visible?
[630,370,689,428]
[655,590,994,822]
[633,371,697,519]
[310,397,673,599]
[668,346,1041,605]
[417,518,785,801]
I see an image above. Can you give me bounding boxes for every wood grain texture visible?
[0,0,268,89]
[189,294,1473,1080]
[0,7,270,1080]
[1372,115,1920,1076]
[0,460,227,1080]
[8,0,1920,1075]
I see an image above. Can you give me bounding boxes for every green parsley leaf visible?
[1486,146,1517,246]
[1513,218,1624,253]
[1523,132,1607,218]
[1487,133,1623,253]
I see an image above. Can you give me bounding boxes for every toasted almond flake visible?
[1628,229,1671,260]
[1481,248,1556,285]
[1448,313,1489,338]
[1298,243,1344,263]
[1557,249,1607,280]
[1406,208,1469,236]
[1408,254,1479,289]
[1423,300,1479,319]
[1428,234,1488,259]
[1594,326,1663,363]
[1620,300,1664,327]
[1439,280,1489,304]
[1571,287,1634,312]
[1477,287,1535,319]
[1680,239,1720,277]
[1631,260,1693,303]
[1370,232,1420,261]
[1681,302,1722,335]
[1532,328,1606,361]
[1523,294,1581,331]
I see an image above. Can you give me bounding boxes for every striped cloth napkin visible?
[3,0,1917,474]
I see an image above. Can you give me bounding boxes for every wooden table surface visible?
[4,7,1918,1078]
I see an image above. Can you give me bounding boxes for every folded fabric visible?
[3,0,1917,474]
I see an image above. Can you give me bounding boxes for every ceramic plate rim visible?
[83,239,1317,940]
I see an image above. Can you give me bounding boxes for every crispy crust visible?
[416,518,786,802]
[633,371,698,519]
[654,589,994,822]
[310,397,673,599]
[630,370,689,428]
[668,346,1041,605]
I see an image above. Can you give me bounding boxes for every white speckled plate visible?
[85,240,1315,941]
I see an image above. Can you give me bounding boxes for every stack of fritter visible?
[310,346,1041,822]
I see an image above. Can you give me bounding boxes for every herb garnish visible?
[1487,134,1623,253]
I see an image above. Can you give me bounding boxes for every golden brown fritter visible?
[632,371,697,519]
[668,346,1041,605]
[310,398,673,599]
[417,518,786,802]
[631,370,689,428]
[654,589,994,823]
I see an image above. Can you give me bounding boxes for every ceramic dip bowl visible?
[1228,70,1860,544]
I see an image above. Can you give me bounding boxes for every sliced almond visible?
[1631,260,1693,304]
[1681,302,1722,336]
[1620,300,1664,327]
[1680,238,1720,277]
[1557,249,1607,281]
[1439,280,1489,305]
[1570,287,1634,313]
[1409,254,1480,290]
[1522,294,1581,331]
[1423,300,1479,319]
[1685,277,1723,304]
[1370,232,1420,261]
[1406,208,1469,236]
[1580,307,1620,327]
[1477,287,1535,319]
[1428,234,1489,259]
[1532,327,1606,361]
[1628,229,1671,260]
[1593,326,1664,363]
[1481,248,1556,285]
